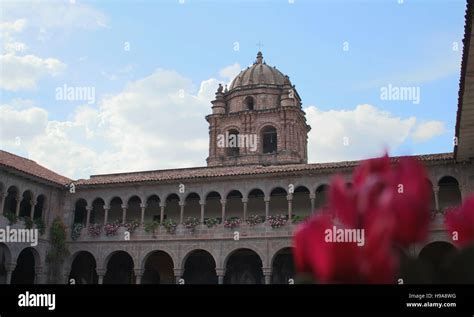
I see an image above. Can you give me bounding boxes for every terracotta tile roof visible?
[455,0,473,160]
[0,150,71,186]
[75,153,454,187]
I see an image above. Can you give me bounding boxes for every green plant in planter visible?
[204,217,219,228]
[23,216,34,229]
[183,216,200,231]
[292,215,308,224]
[162,218,177,234]
[144,220,160,234]
[245,215,265,226]
[123,219,140,234]
[34,217,46,235]
[46,217,69,264]
[4,212,18,225]
[71,223,83,240]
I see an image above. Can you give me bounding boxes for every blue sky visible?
[0,0,467,179]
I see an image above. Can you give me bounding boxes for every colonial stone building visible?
[1,5,474,285]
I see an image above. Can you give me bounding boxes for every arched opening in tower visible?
[262,126,277,154]
[244,96,255,110]
[226,129,240,156]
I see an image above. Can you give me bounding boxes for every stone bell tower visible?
[206,52,311,167]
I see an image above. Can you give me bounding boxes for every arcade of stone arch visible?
[1,4,474,283]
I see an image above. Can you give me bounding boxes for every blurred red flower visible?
[293,155,431,283]
[445,195,474,247]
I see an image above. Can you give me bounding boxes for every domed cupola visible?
[229,52,289,90]
[206,51,311,167]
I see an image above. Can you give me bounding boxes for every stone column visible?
[459,185,470,201]
[29,200,36,219]
[264,197,270,219]
[287,194,293,223]
[216,268,226,285]
[140,203,146,226]
[174,269,183,284]
[0,193,5,214]
[159,202,166,224]
[199,200,205,224]
[220,199,226,222]
[34,267,44,284]
[103,205,110,225]
[179,201,185,224]
[121,204,127,224]
[134,269,143,284]
[97,268,105,284]
[242,198,248,221]
[15,196,20,216]
[263,267,272,285]
[310,193,316,214]
[433,186,440,212]
[6,263,16,284]
[85,206,92,226]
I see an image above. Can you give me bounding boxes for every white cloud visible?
[0,66,224,178]
[0,53,66,91]
[305,104,420,163]
[219,63,241,80]
[412,121,445,143]
[1,1,107,29]
[0,18,67,91]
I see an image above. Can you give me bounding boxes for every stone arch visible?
[3,185,19,214]
[226,190,243,219]
[437,176,462,212]
[108,196,123,223]
[182,249,217,284]
[164,193,180,223]
[11,247,40,284]
[126,195,142,223]
[19,190,34,218]
[34,194,46,220]
[184,192,200,221]
[271,247,294,284]
[269,187,287,216]
[68,251,98,284]
[224,248,264,284]
[315,184,329,209]
[141,250,174,284]
[293,185,311,217]
[73,198,87,225]
[204,191,221,221]
[91,197,105,225]
[247,188,265,217]
[103,250,135,284]
[145,194,160,223]
[418,241,456,283]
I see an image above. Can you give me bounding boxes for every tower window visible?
[226,129,240,156]
[262,126,277,154]
[244,96,255,111]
